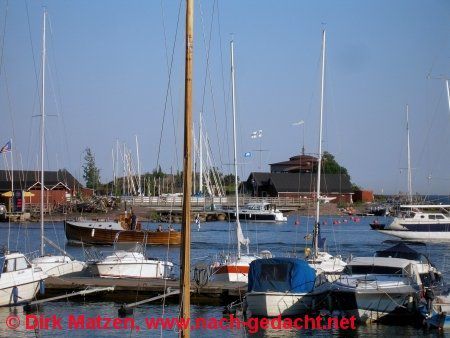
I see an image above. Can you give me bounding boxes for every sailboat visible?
[210,40,270,283]
[245,30,345,317]
[304,29,346,279]
[30,10,85,277]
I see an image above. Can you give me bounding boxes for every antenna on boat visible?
[180,0,193,336]
[313,29,326,258]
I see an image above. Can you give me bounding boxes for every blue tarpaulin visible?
[248,258,316,293]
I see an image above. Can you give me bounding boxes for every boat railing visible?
[84,247,104,262]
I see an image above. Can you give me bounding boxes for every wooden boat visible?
[64,214,181,245]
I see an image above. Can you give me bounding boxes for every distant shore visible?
[11,202,369,223]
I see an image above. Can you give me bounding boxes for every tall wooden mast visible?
[180,0,193,337]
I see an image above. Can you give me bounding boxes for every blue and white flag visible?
[0,141,11,153]
[244,152,251,158]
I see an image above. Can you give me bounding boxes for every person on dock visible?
[130,212,137,230]
[157,224,163,232]
[169,224,175,232]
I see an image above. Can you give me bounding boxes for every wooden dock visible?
[43,274,247,305]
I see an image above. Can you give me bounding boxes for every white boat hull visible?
[377,229,450,242]
[0,281,41,307]
[91,262,172,279]
[246,292,313,317]
[32,256,86,277]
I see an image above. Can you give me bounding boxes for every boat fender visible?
[91,229,95,237]
[40,280,46,295]
[12,286,19,304]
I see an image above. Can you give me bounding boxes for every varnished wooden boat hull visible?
[64,221,181,246]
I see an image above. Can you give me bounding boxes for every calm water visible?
[1,215,449,337]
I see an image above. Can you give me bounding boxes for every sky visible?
[0,0,449,195]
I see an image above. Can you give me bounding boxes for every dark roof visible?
[247,172,353,194]
[270,154,318,173]
[0,169,82,191]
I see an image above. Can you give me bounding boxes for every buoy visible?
[294,220,300,225]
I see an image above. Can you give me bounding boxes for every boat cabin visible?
[244,202,277,212]
[1,253,32,273]
[342,257,422,284]
[396,205,450,220]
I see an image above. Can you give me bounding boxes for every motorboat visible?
[32,255,85,277]
[329,256,423,322]
[374,242,443,289]
[370,204,450,242]
[0,252,47,306]
[245,257,327,317]
[87,240,174,279]
[225,202,287,222]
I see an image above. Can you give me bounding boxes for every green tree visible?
[321,151,350,180]
[83,148,101,190]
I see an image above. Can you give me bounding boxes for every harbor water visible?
[1,215,449,337]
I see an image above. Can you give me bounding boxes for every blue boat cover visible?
[248,257,316,293]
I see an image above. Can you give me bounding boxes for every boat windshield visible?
[344,265,405,275]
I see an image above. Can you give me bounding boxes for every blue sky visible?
[0,0,449,195]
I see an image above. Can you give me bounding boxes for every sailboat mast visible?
[40,9,47,257]
[230,39,242,259]
[314,29,326,257]
[180,0,193,336]
[406,104,413,203]
[199,111,203,194]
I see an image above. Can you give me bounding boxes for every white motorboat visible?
[32,254,85,277]
[371,204,450,242]
[329,256,423,322]
[0,252,47,306]
[88,242,173,279]
[226,202,287,222]
[374,242,443,288]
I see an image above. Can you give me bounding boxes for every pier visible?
[43,274,247,305]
